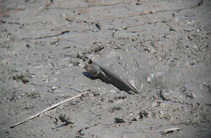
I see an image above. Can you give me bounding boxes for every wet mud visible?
[0,0,210,137]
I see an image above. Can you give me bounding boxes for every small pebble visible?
[139,110,148,119]
[114,117,125,123]
[26,44,30,48]
[51,86,58,90]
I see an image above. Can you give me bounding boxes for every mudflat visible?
[0,0,210,137]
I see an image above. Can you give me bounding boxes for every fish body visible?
[84,60,138,94]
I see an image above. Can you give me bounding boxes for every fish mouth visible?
[84,64,90,73]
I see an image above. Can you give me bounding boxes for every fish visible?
[84,59,139,94]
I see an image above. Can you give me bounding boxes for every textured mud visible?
[0,0,211,137]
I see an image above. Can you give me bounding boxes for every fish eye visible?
[88,59,93,64]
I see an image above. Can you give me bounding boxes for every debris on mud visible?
[59,114,74,126]
[114,117,125,123]
[161,127,182,135]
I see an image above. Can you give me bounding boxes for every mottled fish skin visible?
[84,62,101,77]
[85,60,139,94]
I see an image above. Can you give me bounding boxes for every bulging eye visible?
[88,59,93,64]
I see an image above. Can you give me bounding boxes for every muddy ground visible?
[0,0,211,137]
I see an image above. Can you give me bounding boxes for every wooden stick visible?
[10,91,88,128]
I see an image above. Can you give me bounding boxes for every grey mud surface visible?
[0,0,211,137]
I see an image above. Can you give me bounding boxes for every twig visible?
[161,127,182,135]
[10,91,88,128]
[22,31,70,40]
